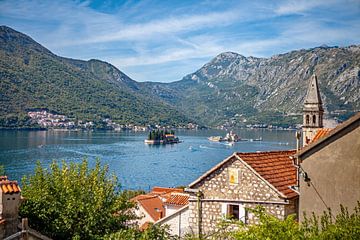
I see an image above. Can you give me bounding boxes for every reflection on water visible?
[0,129,296,190]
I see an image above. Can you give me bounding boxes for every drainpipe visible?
[295,131,301,188]
[196,190,203,239]
[295,131,301,221]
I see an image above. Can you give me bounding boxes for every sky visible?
[0,0,359,82]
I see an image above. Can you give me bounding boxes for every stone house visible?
[185,150,298,235]
[298,112,360,221]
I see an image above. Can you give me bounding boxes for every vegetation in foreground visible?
[19,160,170,240]
[185,204,360,240]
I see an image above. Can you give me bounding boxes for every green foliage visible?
[20,159,137,240]
[120,189,146,200]
[185,204,360,240]
[231,207,303,240]
[0,165,5,175]
[104,223,175,240]
[302,202,360,239]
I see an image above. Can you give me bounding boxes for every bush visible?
[20,160,137,240]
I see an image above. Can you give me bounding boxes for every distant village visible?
[27,110,200,131]
[1,74,359,239]
[26,109,320,132]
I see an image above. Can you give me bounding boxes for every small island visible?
[144,129,180,145]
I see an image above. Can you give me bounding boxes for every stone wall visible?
[188,156,295,234]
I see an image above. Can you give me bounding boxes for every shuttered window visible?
[221,203,248,223]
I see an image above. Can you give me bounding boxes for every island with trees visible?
[144,129,180,145]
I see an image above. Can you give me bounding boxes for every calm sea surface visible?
[0,129,296,190]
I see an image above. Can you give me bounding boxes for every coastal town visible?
[27,110,201,131]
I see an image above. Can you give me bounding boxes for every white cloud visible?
[275,0,323,15]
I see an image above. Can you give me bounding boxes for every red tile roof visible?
[0,176,21,194]
[164,193,189,206]
[311,128,332,143]
[132,195,165,222]
[150,187,183,195]
[236,150,298,199]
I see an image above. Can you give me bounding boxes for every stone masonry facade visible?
[188,156,297,234]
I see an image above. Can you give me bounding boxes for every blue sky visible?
[0,0,359,82]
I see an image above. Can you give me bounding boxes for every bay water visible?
[0,129,296,190]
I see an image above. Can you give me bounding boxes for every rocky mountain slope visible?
[0,26,191,127]
[143,46,360,126]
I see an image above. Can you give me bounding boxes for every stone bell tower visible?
[302,74,324,146]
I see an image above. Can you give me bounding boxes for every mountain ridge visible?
[0,25,192,128]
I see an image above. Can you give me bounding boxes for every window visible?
[313,115,316,124]
[306,115,310,125]
[228,205,239,219]
[221,203,248,223]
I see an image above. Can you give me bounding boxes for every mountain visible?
[0,26,191,128]
[1,26,359,128]
[143,46,360,126]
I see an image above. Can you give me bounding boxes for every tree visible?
[104,223,175,240]
[20,159,137,240]
[0,165,5,176]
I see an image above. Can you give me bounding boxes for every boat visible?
[208,136,226,142]
[209,131,240,142]
[224,131,240,142]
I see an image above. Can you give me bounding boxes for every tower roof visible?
[304,74,322,104]
[304,74,323,111]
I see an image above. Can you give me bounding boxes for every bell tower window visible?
[306,115,310,125]
[313,115,316,124]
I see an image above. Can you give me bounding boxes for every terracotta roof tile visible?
[132,195,165,221]
[236,150,298,199]
[150,187,183,195]
[311,128,332,143]
[0,176,21,194]
[164,193,189,206]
